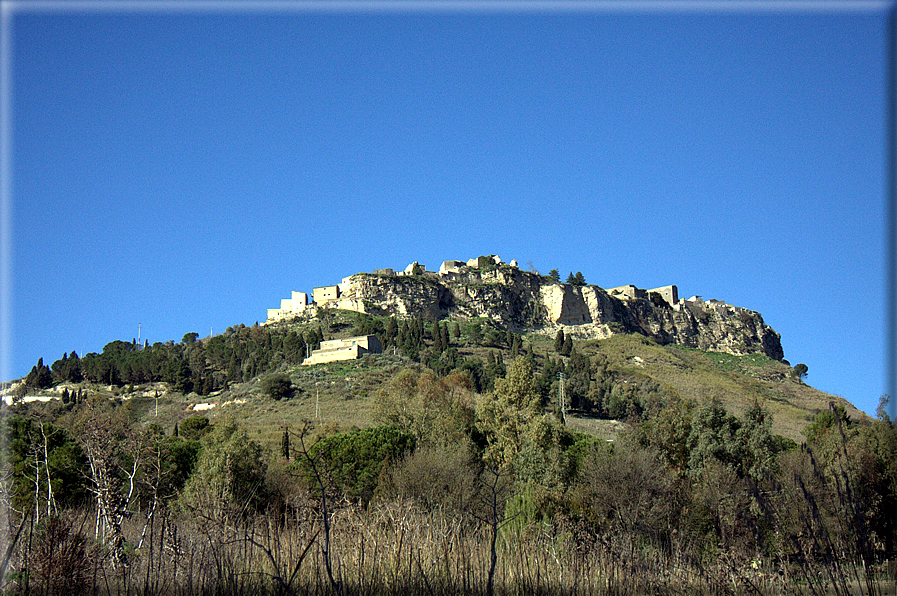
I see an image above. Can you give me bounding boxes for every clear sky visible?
[4,1,891,417]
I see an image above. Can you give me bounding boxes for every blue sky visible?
[4,2,891,417]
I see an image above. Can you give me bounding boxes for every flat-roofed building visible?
[647,285,678,306]
[266,291,310,321]
[302,335,383,366]
[606,285,647,301]
[313,285,340,304]
[440,260,465,274]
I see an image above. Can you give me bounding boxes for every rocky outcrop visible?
[301,266,784,360]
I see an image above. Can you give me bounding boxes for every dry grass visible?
[12,497,892,596]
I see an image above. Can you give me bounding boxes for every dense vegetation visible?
[3,311,895,594]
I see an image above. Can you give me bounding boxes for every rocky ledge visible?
[326,266,784,360]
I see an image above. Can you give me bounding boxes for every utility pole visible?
[137,323,141,349]
[557,372,567,425]
[315,369,320,421]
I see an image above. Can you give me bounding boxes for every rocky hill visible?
[274,261,784,361]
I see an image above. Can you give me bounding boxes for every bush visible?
[26,515,94,596]
[178,421,269,516]
[261,373,294,400]
[378,443,479,515]
[178,415,210,441]
[300,425,415,505]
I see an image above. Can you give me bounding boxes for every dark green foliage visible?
[554,330,565,353]
[383,316,399,350]
[687,398,743,474]
[281,427,291,460]
[561,334,573,357]
[182,332,199,344]
[486,350,506,381]
[51,323,315,391]
[179,421,269,514]
[178,415,211,441]
[25,357,54,389]
[458,358,490,393]
[803,404,851,446]
[548,269,560,283]
[155,435,202,498]
[792,362,809,383]
[261,373,294,400]
[51,351,83,383]
[573,271,586,286]
[467,321,483,344]
[302,425,415,504]
[3,416,88,511]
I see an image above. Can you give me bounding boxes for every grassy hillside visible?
[20,311,863,451]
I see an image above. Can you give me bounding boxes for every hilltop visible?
[267,255,783,360]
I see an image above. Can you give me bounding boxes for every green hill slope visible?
[13,309,863,450]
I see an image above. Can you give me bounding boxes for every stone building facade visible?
[301,335,383,366]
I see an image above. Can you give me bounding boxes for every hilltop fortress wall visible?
[263,255,783,360]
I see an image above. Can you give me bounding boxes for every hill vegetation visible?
[2,307,893,594]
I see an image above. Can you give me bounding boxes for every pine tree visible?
[549,269,560,283]
[573,271,586,286]
[554,330,565,353]
[566,272,576,285]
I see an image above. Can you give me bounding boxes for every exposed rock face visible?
[319,266,784,360]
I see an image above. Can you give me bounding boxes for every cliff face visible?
[327,266,783,360]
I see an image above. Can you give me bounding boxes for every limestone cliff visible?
[327,266,784,360]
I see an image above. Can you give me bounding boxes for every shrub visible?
[301,425,415,505]
[378,443,479,515]
[261,373,294,400]
[26,515,94,596]
[178,415,210,441]
[178,421,269,516]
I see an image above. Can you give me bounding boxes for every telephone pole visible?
[557,372,567,425]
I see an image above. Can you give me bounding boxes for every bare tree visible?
[72,398,145,569]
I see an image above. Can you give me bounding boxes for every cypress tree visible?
[562,334,573,357]
[281,427,291,460]
[554,330,565,353]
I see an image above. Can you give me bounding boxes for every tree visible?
[561,334,573,357]
[476,357,543,468]
[302,424,415,505]
[261,373,294,400]
[25,358,53,389]
[573,271,586,286]
[178,420,269,515]
[179,415,211,441]
[281,426,291,460]
[792,363,808,384]
[182,332,199,344]
[548,269,560,283]
[554,329,565,353]
[566,272,576,285]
